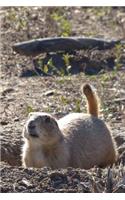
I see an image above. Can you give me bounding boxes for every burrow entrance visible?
[1,140,22,166]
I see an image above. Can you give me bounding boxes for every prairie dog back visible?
[58,113,117,169]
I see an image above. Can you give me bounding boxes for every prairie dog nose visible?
[28,120,36,130]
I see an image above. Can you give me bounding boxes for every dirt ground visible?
[0,7,125,193]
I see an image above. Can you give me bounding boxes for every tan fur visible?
[82,83,99,117]
[22,84,118,169]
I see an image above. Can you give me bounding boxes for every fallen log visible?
[12,37,123,57]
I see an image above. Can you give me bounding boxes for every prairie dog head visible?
[23,112,62,146]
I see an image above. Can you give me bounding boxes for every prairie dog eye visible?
[44,116,51,123]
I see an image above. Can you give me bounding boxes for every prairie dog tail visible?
[82,83,100,117]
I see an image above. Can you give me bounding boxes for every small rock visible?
[21,178,33,188]
[31,14,38,20]
[78,182,90,192]
[1,121,8,125]
[1,88,14,96]
[14,117,19,122]
[113,184,125,193]
[44,90,55,96]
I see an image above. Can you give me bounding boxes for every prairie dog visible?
[22,84,118,169]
